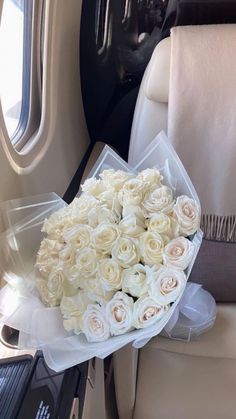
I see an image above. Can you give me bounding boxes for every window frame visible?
[12,0,43,151]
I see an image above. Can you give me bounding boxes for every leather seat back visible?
[128,37,170,166]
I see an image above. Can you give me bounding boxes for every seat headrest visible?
[145,37,170,104]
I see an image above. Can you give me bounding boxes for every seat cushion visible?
[133,303,236,419]
[134,348,236,419]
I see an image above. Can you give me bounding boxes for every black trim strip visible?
[63,142,94,204]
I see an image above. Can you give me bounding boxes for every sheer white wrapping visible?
[0,132,215,372]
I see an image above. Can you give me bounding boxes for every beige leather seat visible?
[113,34,236,419]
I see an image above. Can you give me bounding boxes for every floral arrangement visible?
[35,167,200,343]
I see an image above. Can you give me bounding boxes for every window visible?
[0,0,43,150]
[0,0,25,138]
[95,0,111,55]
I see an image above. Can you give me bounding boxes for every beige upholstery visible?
[134,348,236,419]
[113,345,138,419]
[114,33,236,419]
[134,305,236,419]
[145,37,170,104]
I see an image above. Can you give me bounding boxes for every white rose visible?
[163,237,195,270]
[112,237,140,268]
[70,194,98,224]
[122,205,145,223]
[106,291,134,336]
[79,276,114,301]
[63,278,78,297]
[41,207,73,241]
[63,225,92,251]
[82,304,110,342]
[65,265,81,287]
[173,195,200,236]
[139,231,164,266]
[142,185,174,216]
[137,168,163,188]
[63,317,82,333]
[93,222,119,254]
[35,238,63,277]
[81,177,106,196]
[118,178,147,206]
[59,245,75,271]
[147,213,179,239]
[122,264,149,297]
[88,206,120,228]
[98,190,122,218]
[161,235,171,246]
[119,214,145,238]
[75,248,98,278]
[149,266,187,304]
[100,169,134,192]
[133,295,166,328]
[60,292,91,317]
[36,269,65,307]
[47,269,65,304]
[98,258,122,291]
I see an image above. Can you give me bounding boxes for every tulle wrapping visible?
[0,132,216,372]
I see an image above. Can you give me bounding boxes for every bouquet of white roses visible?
[35,167,200,343]
[0,132,210,370]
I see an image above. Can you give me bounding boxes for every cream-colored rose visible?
[63,317,82,333]
[82,304,110,342]
[161,235,171,246]
[47,269,65,304]
[60,291,91,317]
[139,231,164,266]
[133,295,166,328]
[100,169,134,192]
[122,204,145,223]
[112,237,140,268]
[98,190,122,218]
[142,185,174,216]
[173,195,200,236]
[41,207,73,241]
[93,222,119,254]
[65,265,81,287]
[149,266,187,304]
[63,225,92,251]
[79,276,114,301]
[70,194,98,224]
[119,214,145,238]
[98,258,122,291]
[147,213,179,239]
[118,178,147,206]
[163,237,195,270]
[106,291,134,336]
[63,279,78,297]
[36,269,65,307]
[137,168,163,188]
[122,264,149,297]
[88,206,120,228]
[81,177,106,196]
[35,238,63,277]
[75,248,98,278]
[59,245,75,271]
